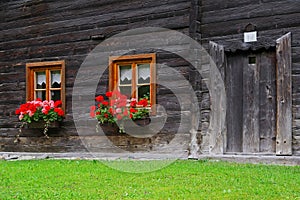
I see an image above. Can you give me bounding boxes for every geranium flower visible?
[130,108,137,113]
[130,98,137,107]
[49,100,55,108]
[19,114,24,120]
[116,108,122,114]
[90,106,96,117]
[95,95,104,102]
[54,108,64,116]
[116,114,123,120]
[15,109,20,115]
[137,99,148,107]
[54,100,62,107]
[102,101,109,106]
[123,109,128,116]
[105,91,112,97]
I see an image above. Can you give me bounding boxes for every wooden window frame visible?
[109,53,156,108]
[26,60,66,111]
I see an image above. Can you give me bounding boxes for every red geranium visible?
[137,99,148,107]
[91,90,151,133]
[102,101,109,106]
[106,91,113,97]
[95,95,104,102]
[16,99,65,137]
[54,100,62,107]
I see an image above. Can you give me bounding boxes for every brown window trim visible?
[26,60,66,111]
[109,53,156,110]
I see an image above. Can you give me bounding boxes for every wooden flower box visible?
[27,121,61,129]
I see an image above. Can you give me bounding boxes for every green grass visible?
[0,159,299,199]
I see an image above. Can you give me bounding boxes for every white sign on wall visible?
[244,31,257,43]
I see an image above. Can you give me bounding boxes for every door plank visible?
[209,41,226,154]
[226,54,244,152]
[276,32,292,155]
[243,54,260,153]
[259,52,276,153]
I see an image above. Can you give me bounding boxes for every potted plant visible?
[90,90,151,134]
[15,98,64,139]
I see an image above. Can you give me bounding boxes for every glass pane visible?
[51,70,61,88]
[35,71,46,89]
[36,91,46,101]
[51,90,61,101]
[137,64,150,84]
[119,65,132,85]
[119,86,132,98]
[138,85,150,100]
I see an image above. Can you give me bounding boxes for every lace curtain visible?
[138,64,150,83]
[51,71,61,85]
[120,66,132,82]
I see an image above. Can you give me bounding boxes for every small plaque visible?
[244,31,257,43]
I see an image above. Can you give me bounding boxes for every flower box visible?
[98,117,151,135]
[132,117,151,127]
[15,99,64,139]
[27,121,61,129]
[99,123,120,135]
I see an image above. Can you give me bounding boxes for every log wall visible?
[1,0,299,156]
[0,0,193,153]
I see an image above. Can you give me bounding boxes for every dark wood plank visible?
[242,53,260,153]
[202,1,300,24]
[226,54,244,152]
[276,32,292,155]
[201,12,300,38]
[259,51,276,153]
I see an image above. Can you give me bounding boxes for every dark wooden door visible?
[226,50,277,153]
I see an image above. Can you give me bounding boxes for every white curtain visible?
[138,64,150,82]
[120,67,132,82]
[51,71,61,84]
[36,72,46,85]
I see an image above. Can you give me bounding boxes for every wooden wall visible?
[1,0,299,156]
[0,0,193,152]
[200,0,300,155]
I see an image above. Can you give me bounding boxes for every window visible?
[248,56,256,65]
[26,60,65,110]
[109,54,156,106]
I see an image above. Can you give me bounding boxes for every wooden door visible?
[226,50,277,153]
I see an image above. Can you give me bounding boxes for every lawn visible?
[0,159,299,199]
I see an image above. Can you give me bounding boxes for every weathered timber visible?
[225,54,244,152]
[259,52,276,153]
[242,54,260,153]
[208,41,226,154]
[276,32,292,155]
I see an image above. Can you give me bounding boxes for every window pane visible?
[138,85,150,100]
[137,64,150,84]
[35,71,46,89]
[51,70,61,88]
[51,90,61,101]
[36,91,46,100]
[119,65,132,85]
[119,86,132,98]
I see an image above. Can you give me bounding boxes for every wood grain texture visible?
[242,55,260,153]
[276,32,292,155]
[208,41,226,154]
